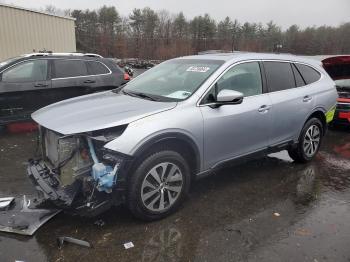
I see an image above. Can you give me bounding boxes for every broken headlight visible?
[89,125,128,143]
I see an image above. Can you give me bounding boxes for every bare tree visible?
[68,5,350,59]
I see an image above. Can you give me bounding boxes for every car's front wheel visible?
[288,117,324,163]
[127,150,191,221]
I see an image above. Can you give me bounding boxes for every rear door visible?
[86,60,113,91]
[0,59,50,123]
[51,59,91,103]
[263,61,316,146]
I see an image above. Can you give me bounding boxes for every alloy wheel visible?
[141,162,183,212]
[303,124,321,157]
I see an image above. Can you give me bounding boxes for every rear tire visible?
[288,118,323,163]
[127,150,191,221]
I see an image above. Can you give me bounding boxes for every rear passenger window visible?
[292,64,306,87]
[295,64,321,84]
[54,60,88,78]
[264,62,295,92]
[87,61,109,75]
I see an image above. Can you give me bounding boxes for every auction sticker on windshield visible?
[186,66,210,73]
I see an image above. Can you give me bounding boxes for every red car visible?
[321,56,350,125]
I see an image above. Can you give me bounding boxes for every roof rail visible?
[198,50,234,55]
[23,52,103,58]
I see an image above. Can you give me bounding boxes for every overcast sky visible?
[3,0,350,29]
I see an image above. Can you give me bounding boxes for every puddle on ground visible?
[0,129,349,261]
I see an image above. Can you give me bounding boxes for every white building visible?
[0,3,76,60]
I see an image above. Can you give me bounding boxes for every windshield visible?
[335,79,350,89]
[0,56,22,68]
[122,59,224,101]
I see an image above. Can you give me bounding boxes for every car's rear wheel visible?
[288,118,323,163]
[127,150,190,221]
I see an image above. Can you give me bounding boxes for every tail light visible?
[124,73,130,81]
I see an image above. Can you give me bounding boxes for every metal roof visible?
[0,3,75,21]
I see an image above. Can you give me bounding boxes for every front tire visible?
[127,150,191,221]
[288,118,323,163]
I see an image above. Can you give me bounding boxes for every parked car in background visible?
[334,79,350,125]
[0,53,130,128]
[321,55,350,125]
[27,53,337,220]
[124,66,134,77]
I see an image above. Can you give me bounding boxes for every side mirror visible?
[216,89,244,104]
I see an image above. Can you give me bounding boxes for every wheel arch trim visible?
[131,131,202,173]
[298,107,328,140]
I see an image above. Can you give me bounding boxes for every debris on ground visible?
[273,212,281,217]
[57,236,92,249]
[0,197,14,210]
[94,219,105,227]
[295,228,312,236]
[0,195,61,236]
[97,232,112,245]
[123,242,134,249]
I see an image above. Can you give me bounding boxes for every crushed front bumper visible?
[26,159,123,216]
[27,160,81,207]
[0,195,61,236]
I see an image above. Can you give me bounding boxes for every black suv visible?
[0,53,128,127]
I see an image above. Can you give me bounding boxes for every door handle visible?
[258,105,271,113]
[34,83,48,87]
[83,80,96,84]
[303,95,312,102]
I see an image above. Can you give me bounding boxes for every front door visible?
[0,59,50,123]
[199,61,272,170]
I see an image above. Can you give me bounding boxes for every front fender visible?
[104,105,204,169]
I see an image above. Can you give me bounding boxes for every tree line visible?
[45,5,350,59]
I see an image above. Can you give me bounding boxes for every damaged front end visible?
[27,126,130,216]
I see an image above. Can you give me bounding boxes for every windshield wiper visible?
[123,91,159,101]
[112,83,127,93]
[134,92,159,101]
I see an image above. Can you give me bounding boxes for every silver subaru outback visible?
[27,52,338,220]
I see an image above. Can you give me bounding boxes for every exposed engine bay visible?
[27,126,129,216]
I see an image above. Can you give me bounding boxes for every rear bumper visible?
[333,101,350,125]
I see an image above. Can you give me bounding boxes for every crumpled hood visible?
[32,91,177,134]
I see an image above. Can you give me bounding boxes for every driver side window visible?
[2,59,48,83]
[202,62,263,104]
